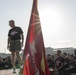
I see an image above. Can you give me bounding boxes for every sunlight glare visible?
[39,6,63,35]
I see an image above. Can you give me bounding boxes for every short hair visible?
[63,52,67,55]
[47,54,51,56]
[57,50,61,53]
[9,20,15,24]
[70,55,74,58]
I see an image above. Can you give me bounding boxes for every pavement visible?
[0,69,20,75]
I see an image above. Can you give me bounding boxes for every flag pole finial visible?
[33,0,38,7]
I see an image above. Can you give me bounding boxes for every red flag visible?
[23,0,50,75]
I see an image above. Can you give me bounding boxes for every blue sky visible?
[0,0,76,53]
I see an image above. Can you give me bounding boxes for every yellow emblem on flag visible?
[41,52,45,73]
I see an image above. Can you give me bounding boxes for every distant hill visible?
[0,47,75,57]
[45,47,75,55]
[45,47,54,55]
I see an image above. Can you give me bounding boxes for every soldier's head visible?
[57,50,61,56]
[9,20,15,28]
[63,52,67,58]
[69,55,74,61]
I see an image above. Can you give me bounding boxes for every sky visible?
[0,0,76,53]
